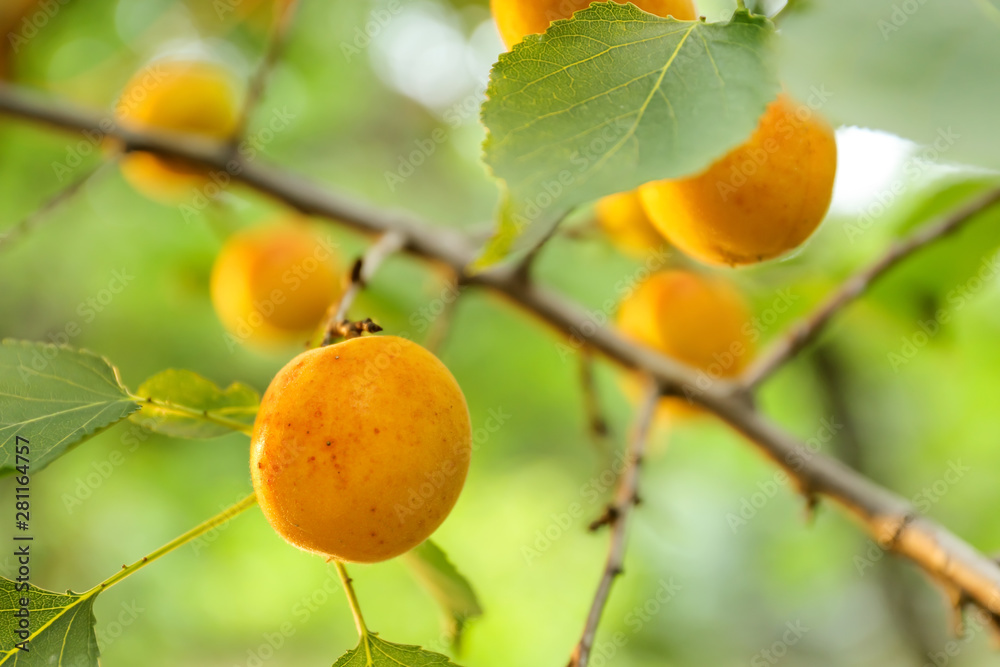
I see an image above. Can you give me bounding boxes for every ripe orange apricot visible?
[639,94,837,266]
[114,59,241,203]
[210,222,342,348]
[251,336,472,563]
[491,0,697,49]
[596,190,667,256]
[617,270,753,416]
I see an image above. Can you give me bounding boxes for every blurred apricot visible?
[597,190,668,256]
[491,0,697,49]
[617,270,753,418]
[640,94,837,266]
[210,222,342,348]
[115,59,241,203]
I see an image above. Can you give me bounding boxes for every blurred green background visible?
[2,0,1000,665]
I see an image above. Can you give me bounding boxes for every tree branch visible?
[742,185,1000,389]
[570,380,659,667]
[3,83,1000,625]
[232,0,301,143]
[578,349,612,452]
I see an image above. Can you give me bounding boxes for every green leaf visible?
[332,635,462,667]
[479,3,779,262]
[129,369,258,438]
[0,578,99,666]
[0,340,140,476]
[780,0,1000,171]
[401,541,482,649]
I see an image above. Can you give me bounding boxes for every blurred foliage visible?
[1,0,999,666]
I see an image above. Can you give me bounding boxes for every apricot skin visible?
[491,0,697,49]
[597,191,667,256]
[640,95,838,266]
[210,223,342,348]
[617,270,753,417]
[115,60,240,203]
[251,336,472,563]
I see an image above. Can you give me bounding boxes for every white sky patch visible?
[369,3,502,113]
[829,126,915,216]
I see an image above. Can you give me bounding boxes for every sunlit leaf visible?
[332,635,462,667]
[130,369,258,438]
[0,340,139,476]
[0,578,99,667]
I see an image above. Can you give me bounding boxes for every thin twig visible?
[742,185,1000,389]
[578,349,612,451]
[0,159,116,253]
[513,208,575,281]
[570,380,659,667]
[318,231,406,345]
[4,86,1000,625]
[232,0,301,144]
[423,267,462,354]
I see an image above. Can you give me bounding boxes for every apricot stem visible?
[129,393,255,436]
[85,492,257,596]
[333,560,371,642]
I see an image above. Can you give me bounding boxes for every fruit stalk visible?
[333,560,371,640]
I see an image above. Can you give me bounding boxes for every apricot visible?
[491,0,697,49]
[114,60,241,203]
[596,190,667,256]
[639,94,837,266]
[617,270,753,417]
[251,336,472,563]
[210,222,342,348]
